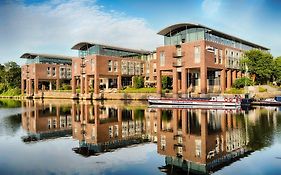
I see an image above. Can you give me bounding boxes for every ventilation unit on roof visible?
[206,46,215,53]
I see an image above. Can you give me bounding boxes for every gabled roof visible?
[158,23,269,50]
[71,42,152,55]
[20,53,73,60]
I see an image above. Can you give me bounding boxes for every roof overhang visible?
[71,42,152,55]
[20,53,73,60]
[158,23,269,50]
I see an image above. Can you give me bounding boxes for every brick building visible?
[21,53,73,98]
[71,42,155,99]
[156,23,269,97]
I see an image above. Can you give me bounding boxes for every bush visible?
[1,87,21,96]
[233,77,254,89]
[162,76,172,89]
[225,88,245,94]
[0,83,8,94]
[133,76,144,89]
[61,83,72,90]
[258,86,267,92]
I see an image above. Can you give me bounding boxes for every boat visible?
[251,96,281,106]
[149,104,241,110]
[148,96,241,107]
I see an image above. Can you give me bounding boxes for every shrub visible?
[233,77,254,89]
[1,87,21,96]
[162,76,172,89]
[0,83,8,94]
[61,83,72,90]
[258,86,267,92]
[225,88,245,94]
[133,76,144,89]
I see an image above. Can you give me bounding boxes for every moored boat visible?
[251,96,281,106]
[148,96,241,107]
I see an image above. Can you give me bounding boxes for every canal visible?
[0,99,280,175]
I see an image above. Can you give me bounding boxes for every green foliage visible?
[132,76,144,89]
[0,83,8,94]
[1,87,21,96]
[242,50,273,84]
[161,76,172,89]
[121,87,156,93]
[272,56,281,84]
[233,77,254,89]
[0,62,21,96]
[60,83,72,90]
[258,86,267,92]
[225,88,245,94]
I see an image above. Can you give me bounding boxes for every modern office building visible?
[156,23,269,97]
[71,42,155,99]
[21,53,73,98]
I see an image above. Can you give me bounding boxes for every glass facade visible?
[26,56,71,65]
[163,27,265,51]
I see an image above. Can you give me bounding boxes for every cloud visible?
[202,0,221,16]
[0,0,161,64]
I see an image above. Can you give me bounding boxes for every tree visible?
[3,61,21,88]
[161,76,172,89]
[272,56,281,84]
[133,76,144,89]
[241,50,273,84]
[233,77,254,89]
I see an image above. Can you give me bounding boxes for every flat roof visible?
[71,42,152,55]
[158,23,269,50]
[20,53,73,60]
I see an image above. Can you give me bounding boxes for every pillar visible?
[172,68,178,98]
[200,66,207,94]
[21,79,25,95]
[181,68,187,98]
[29,79,32,95]
[94,74,99,95]
[34,78,38,94]
[56,79,60,90]
[220,69,226,93]
[156,70,162,95]
[80,76,84,94]
[49,81,52,91]
[72,77,76,94]
[237,71,242,78]
[232,70,237,84]
[227,70,232,89]
[117,75,122,90]
[26,79,29,95]
[85,75,89,94]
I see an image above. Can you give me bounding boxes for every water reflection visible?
[18,100,281,175]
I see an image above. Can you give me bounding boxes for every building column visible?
[156,70,162,95]
[232,70,237,84]
[34,78,38,95]
[237,71,242,78]
[94,74,99,95]
[117,75,122,90]
[220,69,226,93]
[21,79,25,95]
[85,75,89,94]
[227,69,232,89]
[29,79,32,95]
[181,68,187,98]
[172,68,178,98]
[49,81,52,91]
[200,67,207,94]
[56,79,60,90]
[80,76,85,94]
[72,77,76,94]
[26,79,29,96]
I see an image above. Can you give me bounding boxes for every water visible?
[0,99,281,175]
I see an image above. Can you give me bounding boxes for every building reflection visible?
[71,101,158,156]
[157,108,251,174]
[21,100,72,142]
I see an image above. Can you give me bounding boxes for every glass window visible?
[108,60,112,72]
[52,67,56,77]
[219,50,222,64]
[114,61,118,72]
[160,51,165,66]
[194,46,200,63]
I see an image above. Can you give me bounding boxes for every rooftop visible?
[71,42,152,55]
[20,53,73,60]
[158,23,269,50]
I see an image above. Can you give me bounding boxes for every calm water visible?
[0,99,281,175]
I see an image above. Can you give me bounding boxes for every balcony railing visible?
[173,51,185,58]
[172,61,185,67]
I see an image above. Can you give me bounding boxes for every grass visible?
[225,88,245,94]
[0,87,21,96]
[258,86,267,92]
[120,87,156,93]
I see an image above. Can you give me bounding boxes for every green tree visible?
[241,50,273,84]
[272,56,281,84]
[161,76,172,89]
[133,76,144,89]
[233,77,254,89]
[4,61,21,88]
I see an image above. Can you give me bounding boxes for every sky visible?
[0,0,281,64]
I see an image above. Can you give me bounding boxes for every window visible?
[140,63,144,74]
[90,59,95,72]
[114,61,118,72]
[219,50,222,64]
[153,63,156,73]
[160,51,165,66]
[108,60,112,72]
[128,62,134,75]
[121,61,128,74]
[52,67,56,77]
[194,46,200,63]
[47,67,50,76]
[74,63,77,74]
[214,48,218,63]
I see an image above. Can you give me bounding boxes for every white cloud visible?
[0,0,161,64]
[202,0,221,16]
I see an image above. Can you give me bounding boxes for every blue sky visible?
[0,0,281,64]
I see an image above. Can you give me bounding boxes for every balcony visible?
[80,69,86,74]
[173,51,185,58]
[172,61,185,67]
[80,63,86,68]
